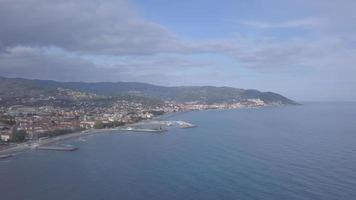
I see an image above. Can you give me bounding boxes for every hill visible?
[0,76,298,106]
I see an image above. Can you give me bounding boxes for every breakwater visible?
[120,127,167,133]
[0,154,13,159]
[37,146,78,151]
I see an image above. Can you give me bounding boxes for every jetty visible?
[120,120,197,133]
[176,121,197,128]
[136,120,197,129]
[0,154,13,159]
[37,146,78,151]
[121,127,167,133]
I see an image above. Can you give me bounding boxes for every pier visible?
[176,121,197,128]
[120,120,197,133]
[137,120,197,128]
[120,127,167,133]
[0,154,13,159]
[37,146,78,151]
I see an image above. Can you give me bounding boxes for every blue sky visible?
[0,0,355,101]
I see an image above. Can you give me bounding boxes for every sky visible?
[0,0,355,101]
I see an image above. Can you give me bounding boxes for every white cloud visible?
[0,0,194,55]
[0,46,217,83]
[239,17,325,29]
[1,0,356,100]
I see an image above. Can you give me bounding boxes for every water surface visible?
[1,103,356,200]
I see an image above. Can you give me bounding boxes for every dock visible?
[37,146,78,151]
[136,120,197,129]
[121,127,167,133]
[176,121,197,128]
[0,154,13,159]
[117,120,196,133]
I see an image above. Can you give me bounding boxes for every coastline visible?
[0,129,101,156]
[0,105,285,157]
[0,111,183,156]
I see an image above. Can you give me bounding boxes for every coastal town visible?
[0,98,266,145]
[0,76,295,148]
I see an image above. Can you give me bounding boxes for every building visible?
[0,133,11,142]
[80,121,96,129]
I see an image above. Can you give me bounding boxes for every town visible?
[0,97,266,145]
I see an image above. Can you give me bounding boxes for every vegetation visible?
[150,110,165,116]
[11,130,27,142]
[0,115,16,125]
[41,128,82,138]
[0,76,298,106]
[94,121,125,129]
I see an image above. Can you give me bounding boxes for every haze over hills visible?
[0,76,298,106]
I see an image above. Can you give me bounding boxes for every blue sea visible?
[1,103,356,200]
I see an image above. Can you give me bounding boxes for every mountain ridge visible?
[0,76,298,105]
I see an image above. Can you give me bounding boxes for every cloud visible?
[0,46,101,81]
[0,0,242,57]
[1,0,356,100]
[0,46,217,83]
[1,0,345,71]
[0,0,354,74]
[224,34,356,81]
[0,0,193,55]
[238,17,325,29]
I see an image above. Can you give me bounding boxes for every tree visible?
[94,121,105,129]
[12,130,27,143]
[0,115,16,125]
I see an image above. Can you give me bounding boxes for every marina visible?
[0,120,197,156]
[136,120,197,128]
[118,120,196,133]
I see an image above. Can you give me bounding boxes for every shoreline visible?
[0,111,183,156]
[0,129,100,156]
[0,105,281,156]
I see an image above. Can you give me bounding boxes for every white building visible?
[0,134,11,142]
[80,121,96,129]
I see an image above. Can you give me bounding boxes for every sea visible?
[1,102,356,200]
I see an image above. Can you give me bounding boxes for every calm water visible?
[1,103,356,200]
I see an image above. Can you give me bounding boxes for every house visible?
[0,123,16,142]
[0,133,11,142]
[80,121,96,129]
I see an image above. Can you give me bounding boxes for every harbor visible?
[0,119,197,156]
[118,120,196,133]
